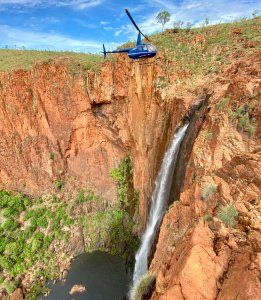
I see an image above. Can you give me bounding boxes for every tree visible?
[185,22,192,30]
[205,17,209,26]
[173,20,184,31]
[252,10,260,18]
[156,11,171,31]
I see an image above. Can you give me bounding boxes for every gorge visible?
[0,16,260,300]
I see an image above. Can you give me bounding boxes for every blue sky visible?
[0,0,260,52]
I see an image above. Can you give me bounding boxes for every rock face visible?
[150,55,261,299]
[0,50,260,300]
[0,56,193,223]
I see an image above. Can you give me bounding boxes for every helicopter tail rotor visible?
[102,44,107,59]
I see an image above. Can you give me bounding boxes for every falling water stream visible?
[133,124,189,284]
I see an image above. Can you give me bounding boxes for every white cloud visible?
[0,25,118,52]
[139,0,261,34]
[0,0,103,10]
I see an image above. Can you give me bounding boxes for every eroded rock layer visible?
[0,46,260,300]
[150,55,261,299]
[0,56,194,224]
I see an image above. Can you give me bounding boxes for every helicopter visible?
[102,9,157,60]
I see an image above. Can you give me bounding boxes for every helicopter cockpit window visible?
[147,45,156,51]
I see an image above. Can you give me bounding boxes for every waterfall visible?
[133,124,189,284]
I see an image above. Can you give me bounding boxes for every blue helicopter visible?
[102,9,157,60]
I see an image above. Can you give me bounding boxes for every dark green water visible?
[43,251,131,300]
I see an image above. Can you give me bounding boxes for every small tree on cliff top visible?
[156,11,171,31]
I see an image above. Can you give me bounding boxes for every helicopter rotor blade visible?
[125,9,151,42]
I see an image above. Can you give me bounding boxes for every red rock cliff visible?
[0,49,260,300]
[150,55,261,299]
[0,55,194,223]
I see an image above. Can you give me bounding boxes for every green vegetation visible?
[156,76,168,89]
[110,155,138,215]
[156,11,171,31]
[216,97,230,111]
[218,204,238,227]
[228,105,256,136]
[54,179,63,190]
[203,214,213,222]
[150,16,260,76]
[205,129,213,140]
[81,156,140,267]
[130,273,156,300]
[1,17,259,77]
[201,183,217,200]
[0,49,102,73]
[75,189,103,204]
[49,152,55,160]
[0,191,74,297]
[0,156,139,299]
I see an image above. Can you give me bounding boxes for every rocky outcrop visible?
[0,55,194,223]
[0,41,260,300]
[150,54,261,299]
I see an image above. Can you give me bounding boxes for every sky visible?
[0,0,260,53]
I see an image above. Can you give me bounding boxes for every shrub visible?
[76,189,85,203]
[203,214,213,222]
[218,204,238,227]
[49,152,55,160]
[1,193,26,217]
[216,97,230,111]
[110,155,136,211]
[228,106,256,136]
[237,111,256,136]
[0,274,4,284]
[2,218,20,231]
[54,180,63,190]
[76,189,102,204]
[4,242,22,257]
[5,280,18,294]
[130,273,156,300]
[205,129,213,140]
[37,216,48,228]
[201,183,217,200]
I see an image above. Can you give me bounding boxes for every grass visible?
[218,204,238,227]
[216,97,230,111]
[0,17,260,76]
[130,273,156,300]
[0,49,103,73]
[149,16,260,76]
[201,183,217,200]
[75,189,103,204]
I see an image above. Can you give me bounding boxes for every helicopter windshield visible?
[131,44,156,53]
[147,44,156,51]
